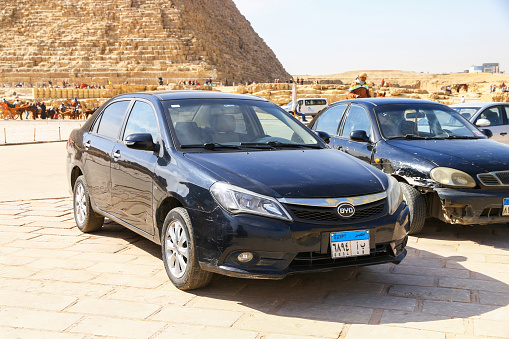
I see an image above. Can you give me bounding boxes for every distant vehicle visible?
[66,91,409,290]
[310,98,509,234]
[450,102,509,145]
[282,98,328,117]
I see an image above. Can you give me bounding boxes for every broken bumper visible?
[434,188,509,225]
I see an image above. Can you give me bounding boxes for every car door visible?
[110,100,160,235]
[475,105,508,144]
[312,104,349,149]
[334,104,375,164]
[82,100,131,212]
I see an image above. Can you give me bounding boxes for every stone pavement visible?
[1,144,509,338]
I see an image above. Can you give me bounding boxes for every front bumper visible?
[431,188,509,225]
[191,202,409,279]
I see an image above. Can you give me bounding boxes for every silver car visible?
[450,102,509,144]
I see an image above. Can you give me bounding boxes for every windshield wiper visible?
[387,134,438,140]
[181,143,241,150]
[240,141,323,149]
[443,135,479,139]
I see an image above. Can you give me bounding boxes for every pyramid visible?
[0,0,291,86]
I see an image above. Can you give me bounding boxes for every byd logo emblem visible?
[337,203,355,218]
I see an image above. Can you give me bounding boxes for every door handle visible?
[113,150,121,160]
[500,132,507,136]
[336,145,343,150]
[84,140,91,150]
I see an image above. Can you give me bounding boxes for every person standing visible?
[348,72,371,98]
[40,102,46,119]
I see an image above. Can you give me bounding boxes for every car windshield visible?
[375,103,483,139]
[163,99,321,149]
[450,107,481,120]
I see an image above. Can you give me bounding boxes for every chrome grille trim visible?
[278,192,387,207]
[477,171,509,187]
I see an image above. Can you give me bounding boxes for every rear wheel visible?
[400,182,426,235]
[161,207,213,290]
[73,176,104,232]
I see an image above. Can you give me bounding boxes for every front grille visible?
[289,244,388,269]
[495,172,509,185]
[287,200,385,224]
[478,171,509,186]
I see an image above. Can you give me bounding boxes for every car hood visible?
[185,149,387,198]
[387,139,509,173]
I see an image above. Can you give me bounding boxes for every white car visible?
[282,98,328,117]
[450,102,509,145]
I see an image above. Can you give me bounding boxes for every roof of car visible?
[336,98,442,106]
[449,102,507,108]
[115,90,268,101]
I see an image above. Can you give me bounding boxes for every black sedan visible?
[66,91,409,290]
[310,98,509,234]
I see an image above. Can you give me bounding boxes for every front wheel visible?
[400,182,426,235]
[73,176,104,232]
[161,207,213,290]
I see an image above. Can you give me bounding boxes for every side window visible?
[123,101,159,142]
[340,105,372,138]
[314,104,348,136]
[96,100,131,139]
[478,107,503,126]
[502,106,509,125]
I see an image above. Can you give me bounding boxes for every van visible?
[282,98,328,117]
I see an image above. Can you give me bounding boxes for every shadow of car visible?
[66,91,410,290]
[309,98,509,235]
[450,102,509,145]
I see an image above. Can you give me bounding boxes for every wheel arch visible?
[154,196,184,244]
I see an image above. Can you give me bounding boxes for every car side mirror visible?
[315,130,331,143]
[481,128,493,138]
[125,133,158,151]
[350,130,370,143]
[476,118,491,127]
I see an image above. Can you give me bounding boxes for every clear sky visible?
[231,0,509,75]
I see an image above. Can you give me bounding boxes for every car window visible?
[163,99,319,147]
[503,106,509,124]
[96,100,131,139]
[375,103,479,139]
[123,101,159,142]
[478,107,503,126]
[340,105,371,138]
[314,104,348,136]
[451,107,479,120]
[304,99,327,106]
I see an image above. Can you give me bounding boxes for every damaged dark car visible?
[66,91,410,290]
[310,98,509,234]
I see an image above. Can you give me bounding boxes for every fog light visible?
[237,252,254,263]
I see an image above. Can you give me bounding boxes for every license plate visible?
[330,230,370,259]
[503,198,509,216]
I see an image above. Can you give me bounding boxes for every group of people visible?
[2,97,83,119]
[490,82,508,93]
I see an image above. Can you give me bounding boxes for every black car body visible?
[66,91,409,289]
[310,98,509,234]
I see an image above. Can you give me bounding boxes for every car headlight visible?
[430,167,476,188]
[386,176,403,215]
[210,182,293,221]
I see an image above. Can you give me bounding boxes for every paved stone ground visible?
[1,197,508,338]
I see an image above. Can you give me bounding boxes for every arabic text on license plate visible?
[503,198,509,216]
[330,230,370,259]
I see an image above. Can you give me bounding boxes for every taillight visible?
[66,138,71,150]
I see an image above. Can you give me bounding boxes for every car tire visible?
[161,207,213,290]
[73,175,104,232]
[400,182,426,235]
